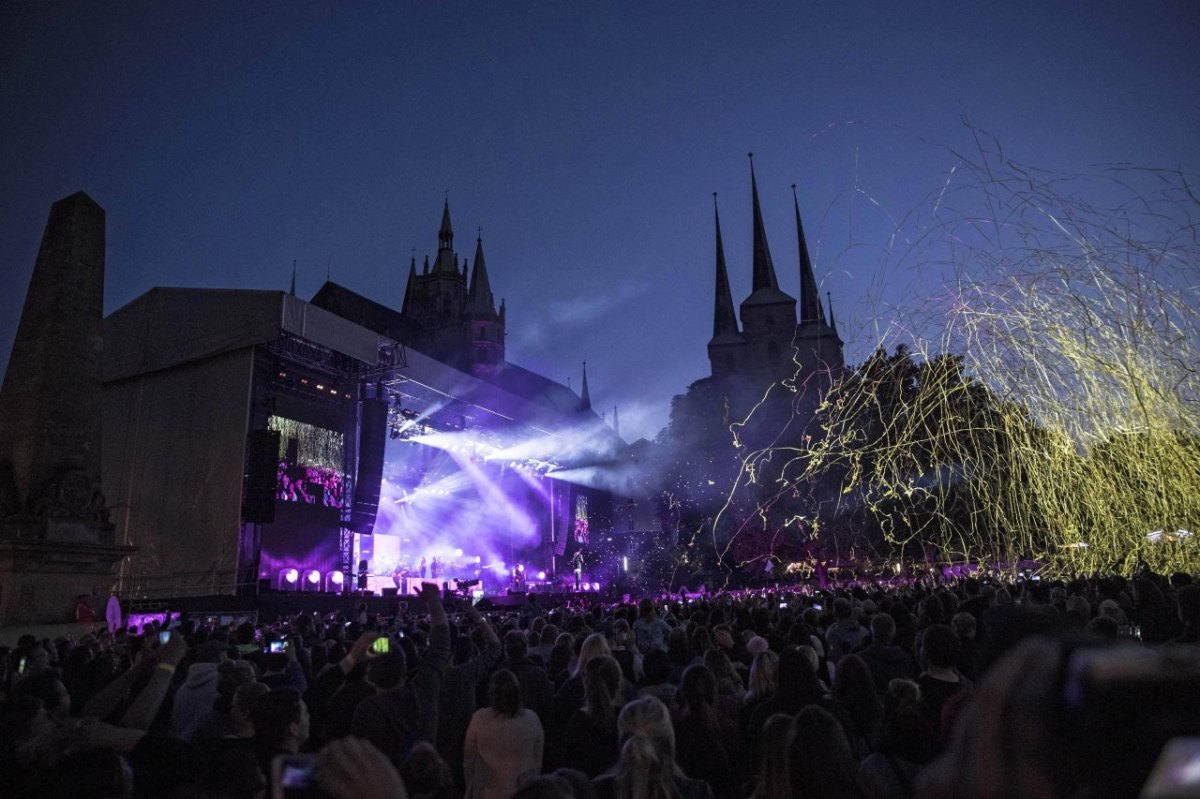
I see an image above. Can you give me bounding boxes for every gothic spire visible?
[467,235,495,315]
[712,193,739,338]
[289,260,297,297]
[438,196,453,251]
[579,361,591,411]
[402,256,417,315]
[613,405,620,438]
[793,184,825,325]
[749,153,780,292]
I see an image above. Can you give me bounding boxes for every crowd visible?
[2,572,1200,799]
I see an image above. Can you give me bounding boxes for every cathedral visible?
[397,200,506,375]
[707,158,845,394]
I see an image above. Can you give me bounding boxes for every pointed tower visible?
[579,362,591,412]
[708,193,745,379]
[403,200,469,362]
[463,235,505,371]
[401,256,417,315]
[289,260,297,297]
[793,185,825,325]
[739,154,797,381]
[791,183,844,381]
[613,405,620,438]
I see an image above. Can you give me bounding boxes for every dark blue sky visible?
[3,1,1198,441]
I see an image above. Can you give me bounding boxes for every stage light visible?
[516,563,525,573]
[537,571,546,581]
[307,569,321,584]
[474,556,482,564]
[284,569,298,583]
[455,548,463,557]
[592,582,601,591]
[622,556,628,571]
[330,571,344,584]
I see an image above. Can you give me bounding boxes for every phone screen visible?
[159,631,171,645]
[18,656,27,674]
[371,637,390,654]
[272,753,327,799]
[269,640,288,654]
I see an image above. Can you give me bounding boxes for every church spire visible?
[793,184,825,325]
[712,193,739,338]
[438,196,453,251]
[749,153,780,292]
[289,260,297,297]
[579,361,591,411]
[613,405,620,438]
[467,235,495,314]
[402,256,416,315]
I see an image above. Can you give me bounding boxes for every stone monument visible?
[0,192,135,625]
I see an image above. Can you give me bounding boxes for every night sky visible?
[2,1,1198,443]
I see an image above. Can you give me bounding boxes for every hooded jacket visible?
[170,661,221,737]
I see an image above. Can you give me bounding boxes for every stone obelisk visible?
[0,192,134,625]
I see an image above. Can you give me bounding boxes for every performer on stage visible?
[572,549,585,591]
[420,556,428,579]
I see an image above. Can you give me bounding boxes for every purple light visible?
[306,569,321,585]
[330,570,344,584]
[284,568,298,584]
[537,570,547,580]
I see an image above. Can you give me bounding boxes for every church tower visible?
[738,155,798,382]
[707,193,744,379]
[399,200,507,371]
[463,234,505,373]
[790,184,844,387]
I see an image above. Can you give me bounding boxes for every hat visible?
[196,639,229,663]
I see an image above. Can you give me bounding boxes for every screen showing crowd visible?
[269,416,346,509]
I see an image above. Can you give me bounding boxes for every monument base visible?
[0,539,135,626]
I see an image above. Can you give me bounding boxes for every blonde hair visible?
[572,631,612,678]
[746,649,779,701]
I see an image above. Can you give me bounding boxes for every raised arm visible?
[120,632,187,730]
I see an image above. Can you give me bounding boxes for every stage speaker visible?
[381,587,398,597]
[244,429,281,523]
[350,398,387,534]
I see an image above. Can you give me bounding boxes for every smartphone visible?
[158,631,171,645]
[271,753,329,799]
[18,656,27,675]
[812,603,823,611]
[371,637,390,655]
[268,639,289,654]
[779,602,788,609]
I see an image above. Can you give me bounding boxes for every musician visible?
[420,556,428,579]
[572,549,585,591]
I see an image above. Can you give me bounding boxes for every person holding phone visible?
[351,582,451,766]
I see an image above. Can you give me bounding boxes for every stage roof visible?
[104,288,380,382]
